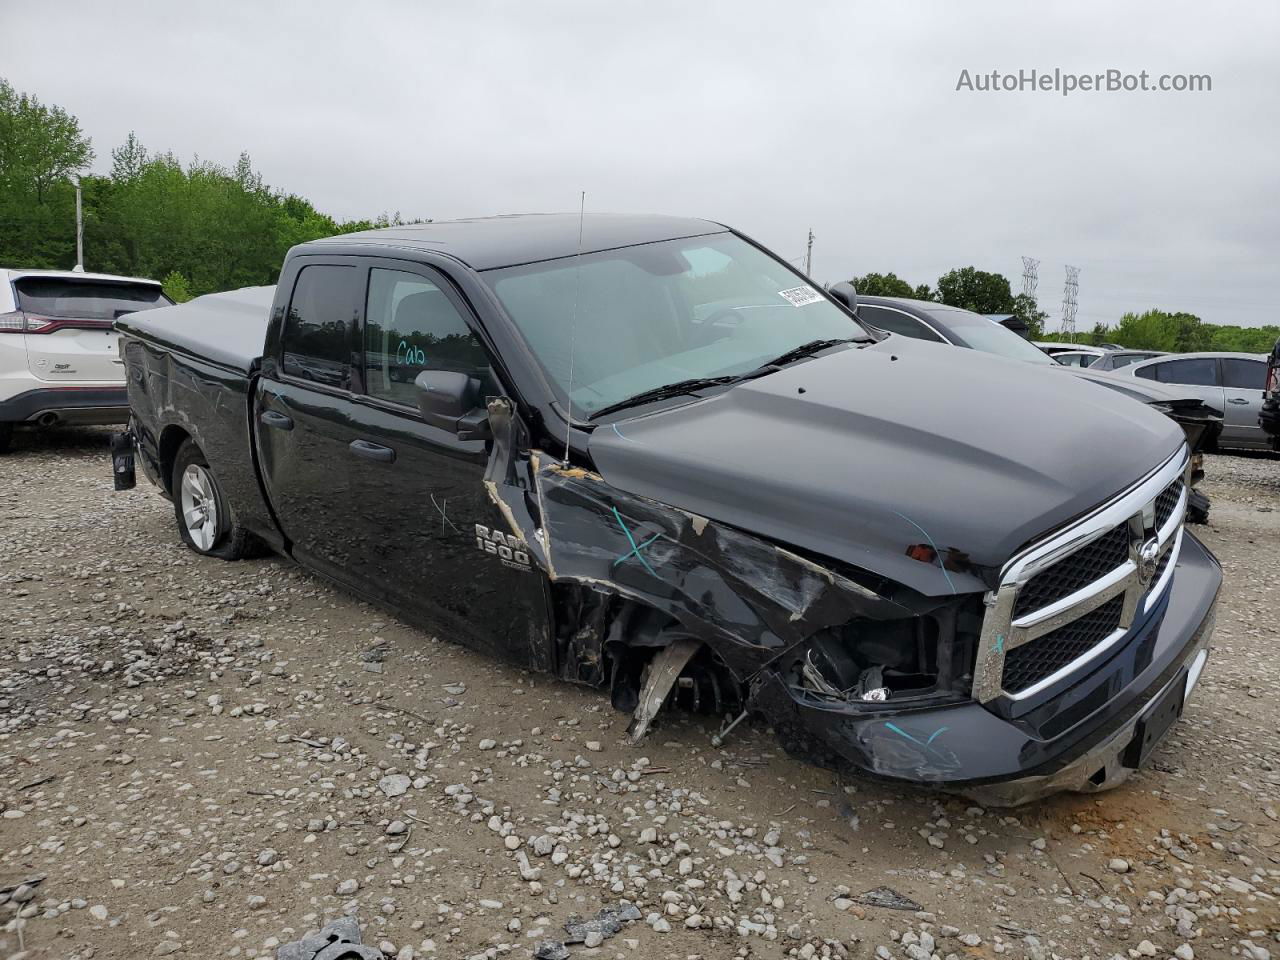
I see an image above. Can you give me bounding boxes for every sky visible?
[3,0,1277,330]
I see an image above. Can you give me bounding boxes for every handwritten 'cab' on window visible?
[362,268,489,405]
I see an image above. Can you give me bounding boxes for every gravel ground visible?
[2,428,1278,960]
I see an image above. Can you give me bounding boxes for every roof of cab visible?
[308,213,728,271]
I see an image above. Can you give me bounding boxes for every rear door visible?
[1220,357,1268,447]
[1135,357,1225,421]
[254,260,364,586]
[13,276,168,383]
[344,261,551,670]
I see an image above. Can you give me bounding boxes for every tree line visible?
[849,268,1277,354]
[0,78,415,302]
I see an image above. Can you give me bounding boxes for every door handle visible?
[260,410,294,430]
[1228,398,1249,404]
[349,439,396,463]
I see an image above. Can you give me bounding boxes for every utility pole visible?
[804,228,814,277]
[73,176,84,271]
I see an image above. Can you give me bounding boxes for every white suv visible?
[1,268,172,452]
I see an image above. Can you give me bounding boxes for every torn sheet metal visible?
[626,637,701,741]
[527,452,922,680]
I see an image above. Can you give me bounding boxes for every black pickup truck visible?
[114,214,1220,804]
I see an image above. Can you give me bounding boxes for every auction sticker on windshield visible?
[778,286,823,307]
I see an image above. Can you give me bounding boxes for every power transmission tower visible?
[1061,265,1080,342]
[804,229,814,276]
[1020,256,1039,302]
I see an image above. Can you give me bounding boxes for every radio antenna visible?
[563,190,585,468]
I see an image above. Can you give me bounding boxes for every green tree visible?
[162,271,193,303]
[1011,293,1048,339]
[850,272,915,298]
[0,77,93,202]
[935,266,1016,314]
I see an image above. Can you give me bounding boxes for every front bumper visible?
[756,532,1221,805]
[0,386,129,425]
[1261,397,1280,449]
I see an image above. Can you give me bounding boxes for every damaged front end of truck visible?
[480,369,1220,806]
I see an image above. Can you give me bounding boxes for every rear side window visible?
[1110,354,1148,368]
[282,265,359,389]
[1137,357,1219,387]
[1222,358,1265,389]
[363,268,489,407]
[1054,353,1096,367]
[858,306,944,343]
[14,277,168,319]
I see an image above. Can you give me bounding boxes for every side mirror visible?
[828,281,858,312]
[415,370,490,440]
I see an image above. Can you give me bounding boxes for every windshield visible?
[484,233,868,415]
[928,307,1054,364]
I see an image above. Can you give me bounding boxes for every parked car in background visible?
[854,296,1221,521]
[1261,337,1280,450]
[0,268,171,452]
[1034,342,1109,366]
[1088,350,1168,372]
[1050,349,1107,368]
[1111,352,1269,451]
[112,215,1220,804]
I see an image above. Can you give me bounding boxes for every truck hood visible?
[587,336,1185,598]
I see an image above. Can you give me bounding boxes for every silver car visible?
[1111,352,1268,450]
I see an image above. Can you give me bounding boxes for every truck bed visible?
[115,286,275,374]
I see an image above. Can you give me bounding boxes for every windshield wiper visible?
[755,338,857,370]
[588,376,740,420]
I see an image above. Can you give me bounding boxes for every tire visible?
[171,439,254,560]
[1186,488,1211,525]
[0,422,12,454]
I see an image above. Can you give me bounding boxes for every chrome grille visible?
[1003,595,1125,694]
[1012,525,1129,619]
[1154,479,1184,530]
[972,449,1189,703]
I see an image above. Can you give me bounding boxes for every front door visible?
[344,263,550,670]
[1221,357,1267,448]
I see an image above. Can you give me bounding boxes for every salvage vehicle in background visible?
[113,215,1219,804]
[1261,337,1280,450]
[1112,352,1269,451]
[852,296,1220,522]
[1088,350,1168,372]
[0,268,171,452]
[1034,342,1108,366]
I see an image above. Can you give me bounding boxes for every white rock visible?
[379,774,411,797]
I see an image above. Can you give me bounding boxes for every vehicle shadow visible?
[2,425,116,456]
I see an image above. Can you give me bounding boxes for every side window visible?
[1222,358,1266,390]
[1151,357,1220,387]
[282,265,358,389]
[859,306,944,343]
[363,268,489,407]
